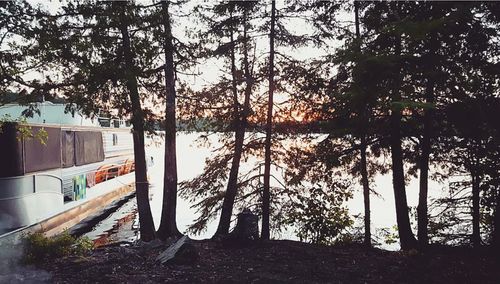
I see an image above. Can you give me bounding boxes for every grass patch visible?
[23,231,93,264]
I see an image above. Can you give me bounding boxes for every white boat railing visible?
[0,174,63,200]
[97,116,131,128]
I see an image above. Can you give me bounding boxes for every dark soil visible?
[42,239,500,283]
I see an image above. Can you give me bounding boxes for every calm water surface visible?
[85,132,445,250]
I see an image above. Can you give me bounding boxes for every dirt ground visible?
[42,239,500,283]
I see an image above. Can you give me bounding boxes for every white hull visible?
[0,173,136,246]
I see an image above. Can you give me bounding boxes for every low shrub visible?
[23,231,93,264]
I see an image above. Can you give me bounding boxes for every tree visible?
[0,1,46,105]
[281,143,354,245]
[119,4,157,241]
[270,1,379,246]
[353,0,372,248]
[26,1,161,241]
[179,1,326,239]
[388,3,418,250]
[157,0,181,240]
[406,1,487,247]
[413,2,500,247]
[261,0,276,240]
[178,2,261,236]
[213,2,257,238]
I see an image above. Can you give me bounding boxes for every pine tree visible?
[213,2,258,238]
[410,1,499,247]
[178,2,261,236]
[0,1,41,103]
[353,0,372,248]
[259,0,315,240]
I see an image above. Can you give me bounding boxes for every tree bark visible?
[390,31,417,250]
[471,170,481,247]
[354,0,371,248]
[417,32,439,248]
[261,0,276,240]
[360,135,371,247]
[390,109,417,249]
[493,188,500,252]
[417,76,434,246]
[119,13,155,242]
[157,0,180,240]
[215,12,253,237]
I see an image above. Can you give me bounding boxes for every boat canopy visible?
[0,123,105,177]
[0,102,99,127]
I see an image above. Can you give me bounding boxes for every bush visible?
[23,231,93,264]
[284,186,353,245]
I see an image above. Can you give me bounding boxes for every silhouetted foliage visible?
[2,0,499,251]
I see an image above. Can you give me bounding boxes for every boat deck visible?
[0,172,136,246]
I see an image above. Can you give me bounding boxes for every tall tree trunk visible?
[215,14,253,237]
[471,170,481,247]
[417,76,434,246]
[390,32,417,250]
[390,106,417,250]
[354,0,371,248]
[157,0,180,239]
[215,12,252,237]
[261,0,276,240]
[119,15,155,242]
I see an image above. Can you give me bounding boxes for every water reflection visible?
[83,197,139,247]
[83,132,445,250]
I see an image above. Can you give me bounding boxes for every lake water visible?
[85,132,447,250]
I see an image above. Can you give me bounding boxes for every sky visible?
[13,1,353,106]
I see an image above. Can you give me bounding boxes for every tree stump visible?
[230,208,259,240]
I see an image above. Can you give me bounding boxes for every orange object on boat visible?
[95,164,119,184]
[119,159,134,175]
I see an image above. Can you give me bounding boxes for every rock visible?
[135,238,164,250]
[156,235,198,265]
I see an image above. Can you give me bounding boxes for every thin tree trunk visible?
[417,77,434,246]
[261,0,276,240]
[157,0,180,240]
[360,135,371,247]
[493,188,500,251]
[215,12,251,237]
[390,109,417,250]
[471,170,481,247]
[119,15,155,242]
[390,31,417,250]
[354,0,371,248]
